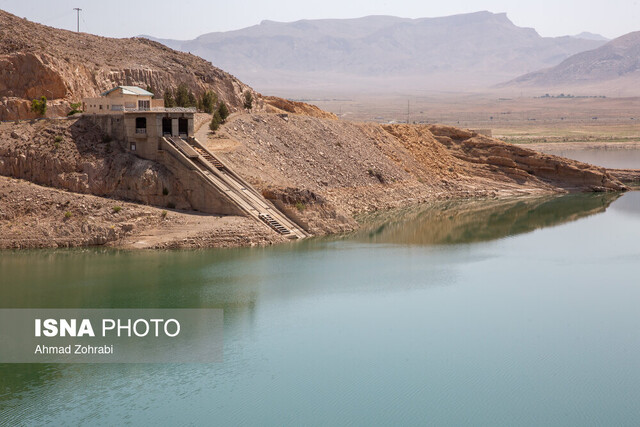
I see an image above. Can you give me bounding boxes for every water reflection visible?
[356,193,621,245]
[0,248,269,310]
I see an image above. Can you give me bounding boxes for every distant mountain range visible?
[144,11,606,95]
[572,32,609,41]
[504,31,640,95]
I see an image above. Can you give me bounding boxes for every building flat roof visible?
[101,86,154,97]
[123,107,196,114]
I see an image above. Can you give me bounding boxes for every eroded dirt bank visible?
[0,112,629,249]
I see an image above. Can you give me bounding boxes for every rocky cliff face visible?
[421,124,626,192]
[0,10,254,120]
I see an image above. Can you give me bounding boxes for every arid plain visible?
[310,93,640,144]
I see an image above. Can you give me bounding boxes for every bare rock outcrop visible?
[0,52,68,99]
[608,168,640,185]
[424,124,626,192]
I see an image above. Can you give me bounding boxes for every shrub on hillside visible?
[30,96,47,116]
[243,91,253,110]
[67,102,82,116]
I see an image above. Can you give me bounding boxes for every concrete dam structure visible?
[85,86,307,239]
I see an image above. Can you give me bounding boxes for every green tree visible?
[187,91,197,108]
[30,96,47,116]
[175,83,192,107]
[243,90,253,110]
[209,110,223,132]
[199,90,218,114]
[218,101,229,121]
[163,90,175,108]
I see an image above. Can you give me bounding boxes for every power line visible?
[73,8,82,32]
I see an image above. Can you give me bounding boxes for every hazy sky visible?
[0,0,638,40]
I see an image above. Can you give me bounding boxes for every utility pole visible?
[73,8,82,33]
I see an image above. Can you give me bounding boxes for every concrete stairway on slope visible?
[163,136,307,239]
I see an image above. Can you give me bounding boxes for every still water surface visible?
[1,192,640,425]
[533,145,640,169]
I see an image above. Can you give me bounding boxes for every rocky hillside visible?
[503,31,640,95]
[0,109,628,247]
[0,9,254,120]
[206,114,625,234]
[147,12,605,93]
[0,117,201,210]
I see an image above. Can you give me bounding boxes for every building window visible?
[130,143,136,151]
[135,117,147,134]
[99,105,103,110]
[178,118,188,136]
[138,100,150,110]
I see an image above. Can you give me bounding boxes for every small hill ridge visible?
[0,9,253,120]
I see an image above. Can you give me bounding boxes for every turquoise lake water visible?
[1,191,640,425]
